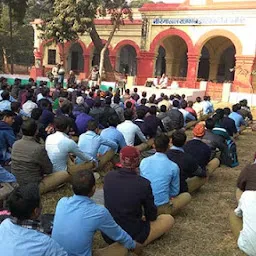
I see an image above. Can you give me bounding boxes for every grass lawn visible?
[42,103,254,256]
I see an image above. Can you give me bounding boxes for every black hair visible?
[0,110,15,120]
[232,103,241,112]
[124,109,133,120]
[72,170,95,196]
[26,90,34,101]
[142,91,147,98]
[31,108,42,121]
[149,106,157,115]
[171,130,187,147]
[173,100,179,108]
[180,100,187,109]
[1,90,10,101]
[125,89,130,94]
[22,118,37,136]
[196,97,201,103]
[11,102,21,112]
[108,115,119,127]
[154,134,170,152]
[105,96,111,105]
[134,88,138,93]
[54,116,69,132]
[37,98,52,111]
[126,101,132,109]
[113,96,120,104]
[187,101,193,107]
[7,183,40,221]
[203,96,208,101]
[94,99,101,108]
[87,119,98,131]
[60,101,73,115]
[141,98,147,105]
[136,109,146,119]
[160,105,167,112]
[205,118,215,130]
[223,107,231,116]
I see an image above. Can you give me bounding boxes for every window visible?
[48,49,56,65]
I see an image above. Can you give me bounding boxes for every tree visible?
[41,0,132,82]
[130,0,153,8]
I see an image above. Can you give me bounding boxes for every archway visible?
[67,43,84,72]
[155,46,166,76]
[116,45,137,75]
[160,35,188,78]
[197,36,236,82]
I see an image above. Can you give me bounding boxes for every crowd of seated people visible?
[0,76,254,255]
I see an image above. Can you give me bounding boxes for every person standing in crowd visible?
[52,63,60,87]
[140,134,191,215]
[58,62,65,86]
[88,66,99,87]
[0,184,68,255]
[104,146,174,247]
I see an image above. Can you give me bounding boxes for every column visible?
[208,57,220,81]
[165,58,174,77]
[186,54,200,88]
[233,55,254,93]
[30,49,43,80]
[136,52,155,85]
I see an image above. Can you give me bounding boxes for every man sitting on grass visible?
[140,134,191,215]
[166,130,207,193]
[229,104,246,134]
[103,146,174,247]
[52,170,141,256]
[0,183,68,255]
[184,123,220,176]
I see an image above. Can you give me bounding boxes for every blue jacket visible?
[0,121,15,163]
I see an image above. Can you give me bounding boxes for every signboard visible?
[152,17,246,25]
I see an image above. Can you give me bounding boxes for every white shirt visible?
[235,191,256,256]
[22,100,38,116]
[45,131,92,172]
[193,102,203,117]
[117,120,147,146]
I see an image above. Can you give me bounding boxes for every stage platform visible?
[132,86,206,102]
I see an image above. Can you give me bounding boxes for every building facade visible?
[31,0,256,97]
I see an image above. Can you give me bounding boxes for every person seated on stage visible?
[98,115,126,155]
[0,184,68,256]
[117,109,147,146]
[239,99,253,122]
[52,170,141,256]
[193,97,203,119]
[103,146,174,247]
[144,106,166,138]
[203,118,230,164]
[179,101,196,126]
[136,98,149,115]
[230,190,256,256]
[184,123,220,176]
[11,119,53,186]
[157,105,173,132]
[236,156,256,201]
[140,134,191,215]
[157,74,168,89]
[0,110,16,167]
[218,107,238,137]
[185,101,197,119]
[166,130,207,194]
[157,95,171,110]
[229,104,246,133]
[153,76,158,87]
[166,100,184,130]
[169,80,179,89]
[77,120,117,163]
[45,116,94,172]
[202,96,214,115]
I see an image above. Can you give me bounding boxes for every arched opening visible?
[67,43,84,72]
[155,36,188,79]
[155,46,166,76]
[197,36,236,82]
[116,45,137,75]
[197,46,210,80]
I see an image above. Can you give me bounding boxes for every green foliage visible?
[130,0,153,8]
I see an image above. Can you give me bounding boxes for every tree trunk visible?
[2,47,10,73]
[97,13,122,85]
[9,5,14,74]
[89,24,113,72]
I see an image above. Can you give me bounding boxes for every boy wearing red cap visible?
[103,146,174,247]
